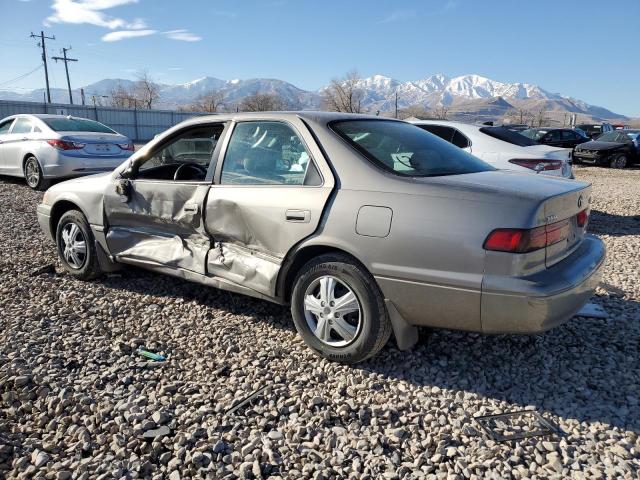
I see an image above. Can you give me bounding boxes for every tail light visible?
[118,142,134,151]
[46,139,85,150]
[508,158,562,172]
[576,209,589,229]
[484,218,571,253]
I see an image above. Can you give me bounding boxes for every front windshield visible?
[479,126,539,146]
[520,129,547,141]
[331,120,493,177]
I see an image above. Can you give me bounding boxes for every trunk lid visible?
[543,185,591,267]
[60,132,130,157]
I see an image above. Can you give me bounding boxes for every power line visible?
[52,47,78,104]
[30,31,55,103]
[0,64,43,88]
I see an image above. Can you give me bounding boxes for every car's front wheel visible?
[24,156,50,191]
[610,154,628,169]
[55,210,102,279]
[291,253,391,364]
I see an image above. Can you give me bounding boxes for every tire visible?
[55,210,102,280]
[24,156,50,191]
[290,253,392,364]
[610,154,628,169]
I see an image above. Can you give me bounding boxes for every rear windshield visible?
[479,126,539,146]
[577,124,601,134]
[43,117,116,134]
[331,120,493,177]
[520,129,547,141]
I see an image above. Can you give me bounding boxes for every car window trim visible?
[0,118,16,134]
[10,117,34,135]
[451,127,472,149]
[213,119,324,188]
[130,121,229,183]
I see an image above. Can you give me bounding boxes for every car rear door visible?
[204,118,334,297]
[103,122,228,275]
[3,117,33,175]
[0,118,16,171]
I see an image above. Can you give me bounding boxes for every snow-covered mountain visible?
[0,73,625,120]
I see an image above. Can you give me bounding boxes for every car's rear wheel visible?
[610,154,628,169]
[24,156,50,191]
[55,210,102,280]
[290,253,391,364]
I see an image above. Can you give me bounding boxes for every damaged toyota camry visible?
[37,112,605,363]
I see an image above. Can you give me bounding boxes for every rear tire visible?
[610,154,628,169]
[290,253,391,364]
[55,210,102,280]
[24,156,50,191]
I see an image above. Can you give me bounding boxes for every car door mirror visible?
[114,178,132,202]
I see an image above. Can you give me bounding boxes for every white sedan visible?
[409,120,573,178]
[0,114,134,190]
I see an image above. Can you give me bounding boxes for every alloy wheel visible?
[60,222,87,269]
[25,158,40,188]
[303,275,362,347]
[613,155,627,169]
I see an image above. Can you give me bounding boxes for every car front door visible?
[542,130,563,147]
[103,122,227,275]
[204,119,334,297]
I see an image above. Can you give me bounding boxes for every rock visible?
[31,450,50,468]
[152,411,169,425]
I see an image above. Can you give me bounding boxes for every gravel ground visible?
[1,166,639,479]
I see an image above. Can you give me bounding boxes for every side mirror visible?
[114,178,132,202]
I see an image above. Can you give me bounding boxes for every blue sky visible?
[1,0,638,116]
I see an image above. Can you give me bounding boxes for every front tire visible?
[610,154,628,169]
[290,253,391,364]
[24,156,50,191]
[55,210,102,280]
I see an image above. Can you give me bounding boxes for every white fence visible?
[0,100,210,141]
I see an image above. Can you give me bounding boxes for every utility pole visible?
[52,47,78,104]
[394,91,399,119]
[80,88,86,106]
[30,31,55,103]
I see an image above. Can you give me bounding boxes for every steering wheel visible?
[174,162,208,181]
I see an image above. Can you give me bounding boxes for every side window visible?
[0,119,14,134]
[33,125,42,133]
[418,125,455,143]
[561,130,577,140]
[11,118,33,134]
[220,121,321,186]
[136,124,224,181]
[546,130,561,142]
[452,129,471,148]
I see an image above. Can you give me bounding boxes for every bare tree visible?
[396,104,433,120]
[322,70,364,113]
[109,83,137,108]
[535,108,548,127]
[133,71,160,109]
[189,89,226,112]
[432,105,450,120]
[239,92,288,112]
[504,107,534,126]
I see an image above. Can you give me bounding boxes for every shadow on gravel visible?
[589,210,640,236]
[360,298,640,435]
[94,268,640,435]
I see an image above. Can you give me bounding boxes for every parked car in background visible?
[0,114,134,190]
[576,123,614,139]
[520,127,591,149]
[573,129,640,168]
[36,112,604,363]
[409,120,573,178]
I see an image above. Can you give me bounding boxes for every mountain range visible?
[0,73,626,123]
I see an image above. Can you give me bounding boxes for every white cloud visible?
[102,29,156,42]
[163,29,202,42]
[45,0,142,29]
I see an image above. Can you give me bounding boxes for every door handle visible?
[285,209,310,223]
[184,203,199,214]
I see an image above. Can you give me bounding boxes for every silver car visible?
[36,112,605,363]
[0,114,134,190]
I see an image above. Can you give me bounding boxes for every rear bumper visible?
[41,151,129,179]
[37,204,53,241]
[481,235,606,333]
